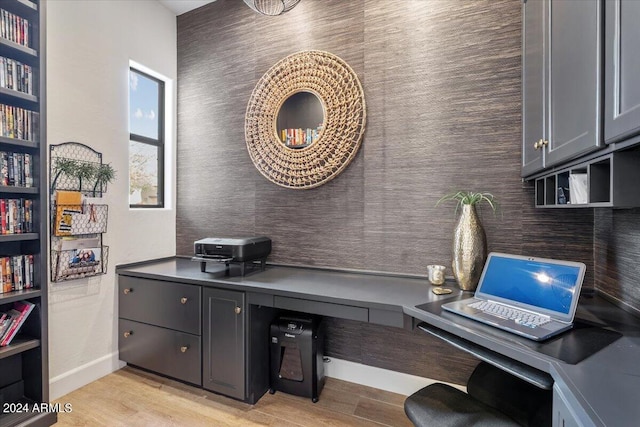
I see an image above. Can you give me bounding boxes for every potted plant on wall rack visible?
[50,157,79,191]
[51,158,116,196]
[75,161,96,193]
[92,163,116,196]
[437,191,498,291]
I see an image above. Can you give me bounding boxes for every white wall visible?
[46,0,177,399]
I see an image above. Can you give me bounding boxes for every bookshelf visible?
[0,0,56,425]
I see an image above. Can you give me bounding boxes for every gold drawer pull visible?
[123,288,132,295]
[234,306,242,314]
[180,297,188,304]
[123,331,132,338]
[180,346,188,353]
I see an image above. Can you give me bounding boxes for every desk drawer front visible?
[119,276,201,334]
[274,296,368,322]
[119,319,201,385]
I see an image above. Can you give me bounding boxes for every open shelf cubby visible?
[534,149,640,208]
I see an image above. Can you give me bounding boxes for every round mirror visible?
[276,91,325,149]
[245,50,366,189]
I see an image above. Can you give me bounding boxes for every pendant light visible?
[244,0,301,16]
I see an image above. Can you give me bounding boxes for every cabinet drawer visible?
[274,296,368,322]
[119,319,201,386]
[119,276,201,334]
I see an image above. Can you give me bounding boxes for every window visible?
[129,67,165,207]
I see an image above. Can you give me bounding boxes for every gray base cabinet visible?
[117,275,274,403]
[118,277,202,386]
[553,385,589,427]
[202,288,246,400]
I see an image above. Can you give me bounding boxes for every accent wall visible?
[176,0,595,384]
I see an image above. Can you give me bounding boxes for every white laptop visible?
[441,252,586,341]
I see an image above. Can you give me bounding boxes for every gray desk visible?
[116,257,640,426]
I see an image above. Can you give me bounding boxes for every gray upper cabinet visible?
[522,0,602,178]
[604,0,640,144]
[522,0,545,176]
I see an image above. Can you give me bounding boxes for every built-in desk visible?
[116,257,640,426]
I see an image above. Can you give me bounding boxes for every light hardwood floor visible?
[53,367,413,426]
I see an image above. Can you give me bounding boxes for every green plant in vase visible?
[436,191,498,215]
[437,191,498,291]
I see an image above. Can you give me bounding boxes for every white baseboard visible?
[323,357,465,396]
[49,354,462,401]
[50,352,125,400]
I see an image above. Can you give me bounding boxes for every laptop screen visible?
[475,253,585,321]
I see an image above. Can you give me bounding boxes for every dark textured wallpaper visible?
[176,0,595,384]
[595,209,640,315]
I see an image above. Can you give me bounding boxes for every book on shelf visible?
[0,300,35,347]
[0,311,12,341]
[0,56,33,95]
[0,151,33,187]
[0,8,30,48]
[0,197,32,235]
[0,254,33,293]
[0,103,38,142]
[280,125,322,147]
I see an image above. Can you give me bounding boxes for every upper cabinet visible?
[523,0,640,207]
[522,0,602,178]
[604,0,640,144]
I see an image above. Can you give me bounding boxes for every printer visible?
[193,236,271,275]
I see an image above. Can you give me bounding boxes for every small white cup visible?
[427,265,446,285]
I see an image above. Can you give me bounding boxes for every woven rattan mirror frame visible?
[245,50,366,189]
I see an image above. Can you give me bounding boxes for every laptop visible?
[441,252,586,341]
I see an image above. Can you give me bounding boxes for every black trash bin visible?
[269,315,325,402]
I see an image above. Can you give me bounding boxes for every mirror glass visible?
[276,91,324,148]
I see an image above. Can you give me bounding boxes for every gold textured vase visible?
[452,204,487,291]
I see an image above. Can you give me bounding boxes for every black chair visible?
[404,362,552,427]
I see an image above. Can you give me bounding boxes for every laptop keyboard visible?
[469,301,551,328]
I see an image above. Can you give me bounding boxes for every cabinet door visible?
[522,0,547,177]
[604,0,640,143]
[202,288,245,400]
[546,0,602,166]
[552,386,583,427]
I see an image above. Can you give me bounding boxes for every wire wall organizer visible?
[49,142,110,282]
[51,246,109,281]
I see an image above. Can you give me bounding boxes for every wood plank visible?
[354,397,413,427]
[54,367,411,427]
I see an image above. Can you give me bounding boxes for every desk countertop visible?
[117,257,640,427]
